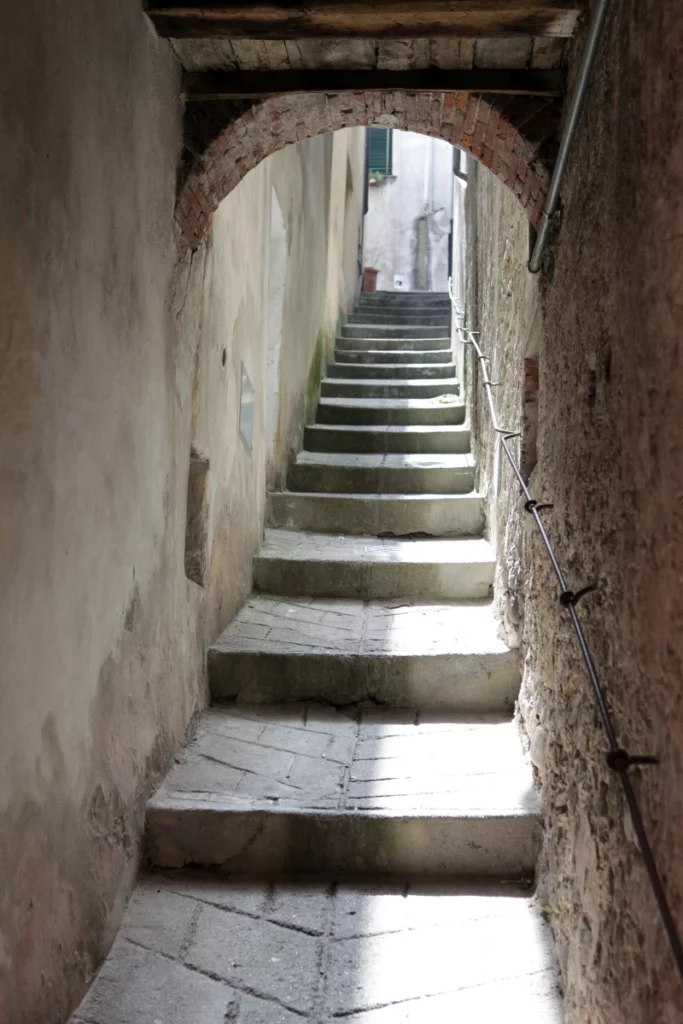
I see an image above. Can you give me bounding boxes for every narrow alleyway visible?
[70,293,562,1023]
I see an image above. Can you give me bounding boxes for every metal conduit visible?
[447,283,683,992]
[528,0,611,273]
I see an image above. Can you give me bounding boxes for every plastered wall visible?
[0,4,364,1018]
[466,2,683,1019]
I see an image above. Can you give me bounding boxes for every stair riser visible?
[209,649,518,710]
[335,349,452,364]
[317,403,466,426]
[357,304,451,315]
[303,426,470,454]
[336,337,451,351]
[146,807,538,876]
[288,465,475,495]
[320,381,460,400]
[347,313,450,327]
[253,559,493,600]
[342,325,450,340]
[327,363,456,380]
[266,493,484,535]
[359,293,450,306]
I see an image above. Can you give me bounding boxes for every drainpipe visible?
[528,0,611,273]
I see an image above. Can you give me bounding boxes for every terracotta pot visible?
[362,266,379,292]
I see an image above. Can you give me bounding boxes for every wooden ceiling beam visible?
[146,2,585,40]
[181,67,566,99]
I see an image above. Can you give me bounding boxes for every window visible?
[368,128,393,175]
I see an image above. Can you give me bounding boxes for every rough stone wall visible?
[0,6,363,1018]
[468,2,683,1020]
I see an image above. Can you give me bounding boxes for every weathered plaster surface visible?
[468,2,683,1020]
[0,5,363,1018]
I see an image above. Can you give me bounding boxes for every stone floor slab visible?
[145,706,539,875]
[70,876,563,1024]
[208,595,519,708]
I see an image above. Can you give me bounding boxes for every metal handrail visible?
[448,283,683,992]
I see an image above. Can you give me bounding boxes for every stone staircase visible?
[70,292,563,1024]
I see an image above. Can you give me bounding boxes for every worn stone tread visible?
[208,594,519,707]
[320,377,460,399]
[145,707,540,874]
[69,876,563,1023]
[266,491,485,537]
[211,594,512,658]
[326,361,457,379]
[252,529,495,599]
[302,422,471,454]
[293,451,474,471]
[334,348,453,364]
[257,528,492,565]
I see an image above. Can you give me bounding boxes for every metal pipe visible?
[528,0,611,273]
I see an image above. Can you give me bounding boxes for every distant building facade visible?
[363,129,454,293]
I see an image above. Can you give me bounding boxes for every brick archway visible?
[177,90,557,249]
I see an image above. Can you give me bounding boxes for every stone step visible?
[288,452,475,495]
[146,705,538,876]
[359,290,450,306]
[342,324,450,340]
[267,491,485,536]
[320,378,460,400]
[336,335,451,352]
[327,361,457,379]
[253,530,495,600]
[71,870,563,1023]
[317,397,466,426]
[335,347,453,364]
[347,312,451,327]
[209,595,517,708]
[356,302,451,315]
[303,423,470,454]
[70,873,562,1023]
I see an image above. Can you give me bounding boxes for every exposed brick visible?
[484,110,501,150]
[442,93,456,124]
[463,95,479,135]
[176,89,555,248]
[506,152,520,187]
[471,119,486,158]
[450,111,465,144]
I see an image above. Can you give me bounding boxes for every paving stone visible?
[265,882,331,934]
[70,876,562,1024]
[325,896,558,1016]
[123,881,197,958]
[235,992,303,1023]
[186,904,321,1014]
[154,873,269,916]
[71,939,234,1024]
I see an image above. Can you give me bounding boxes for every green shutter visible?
[368,128,392,175]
